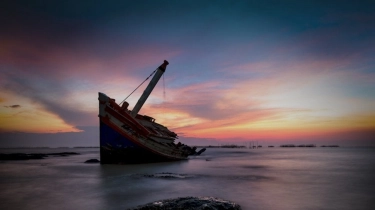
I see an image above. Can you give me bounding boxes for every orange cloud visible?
[126,55,375,144]
[0,92,81,133]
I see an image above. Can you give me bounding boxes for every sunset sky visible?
[1,1,374,147]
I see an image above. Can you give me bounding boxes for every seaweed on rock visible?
[128,196,241,210]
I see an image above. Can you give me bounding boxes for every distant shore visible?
[0,146,99,149]
[0,152,80,160]
[197,144,342,148]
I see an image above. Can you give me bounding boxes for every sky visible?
[1,0,374,147]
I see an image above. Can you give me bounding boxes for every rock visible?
[128,196,241,210]
[84,159,100,163]
[47,152,80,156]
[0,153,46,160]
[0,152,80,160]
[195,148,206,155]
[142,172,193,179]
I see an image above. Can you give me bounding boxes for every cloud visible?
[0,37,180,128]
[136,50,375,141]
[145,81,265,122]
[0,126,99,147]
[1,0,374,146]
[4,105,21,108]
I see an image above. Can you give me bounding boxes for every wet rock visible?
[84,159,100,163]
[227,175,270,181]
[47,152,80,156]
[241,165,267,169]
[142,172,193,179]
[195,148,206,155]
[128,196,241,210]
[0,153,46,160]
[0,152,80,160]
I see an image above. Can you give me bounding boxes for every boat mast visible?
[130,60,169,117]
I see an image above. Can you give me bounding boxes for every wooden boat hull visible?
[98,61,203,164]
[99,92,189,164]
[100,121,185,163]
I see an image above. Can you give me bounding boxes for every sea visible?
[0,147,374,210]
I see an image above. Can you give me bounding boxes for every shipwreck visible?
[98,60,205,164]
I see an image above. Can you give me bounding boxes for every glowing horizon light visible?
[0,93,81,133]
[0,1,374,146]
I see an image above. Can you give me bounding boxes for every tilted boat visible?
[98,60,205,164]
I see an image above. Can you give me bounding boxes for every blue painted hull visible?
[100,121,175,164]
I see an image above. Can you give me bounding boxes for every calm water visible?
[0,147,374,210]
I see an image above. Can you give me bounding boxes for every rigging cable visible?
[163,73,166,100]
[119,69,157,106]
[162,73,166,115]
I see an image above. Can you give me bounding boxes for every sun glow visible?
[0,93,81,133]
[141,106,208,130]
[171,107,375,140]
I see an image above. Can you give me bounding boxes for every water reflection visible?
[1,148,375,210]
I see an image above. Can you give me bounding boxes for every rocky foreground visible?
[0,152,79,160]
[128,196,241,210]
